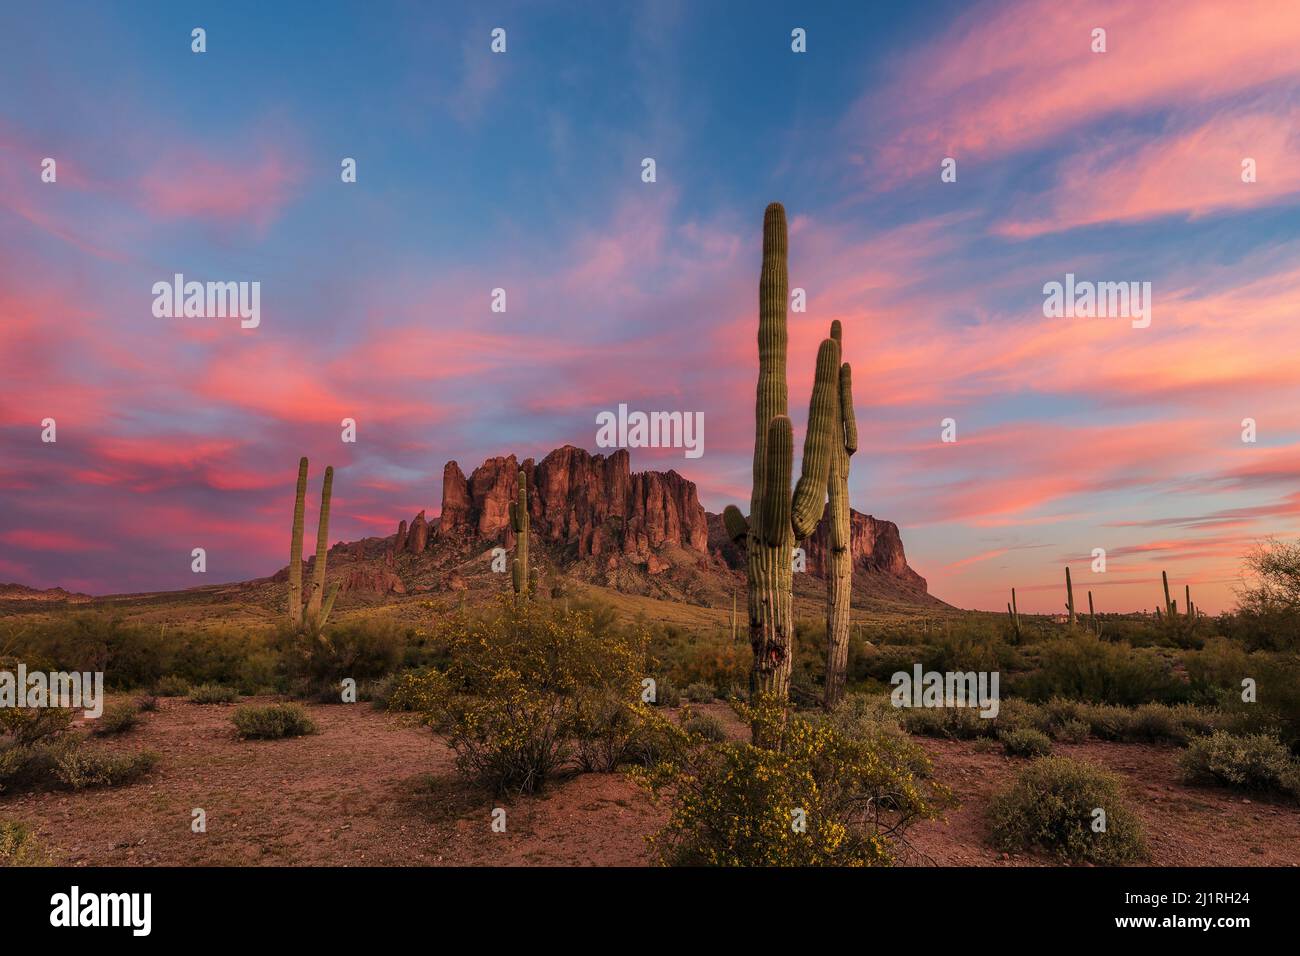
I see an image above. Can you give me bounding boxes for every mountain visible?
[0,583,93,604]
[333,445,938,610]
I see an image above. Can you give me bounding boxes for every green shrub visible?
[1001,728,1053,758]
[990,698,1050,735]
[0,707,73,746]
[52,745,158,790]
[1018,634,1188,705]
[685,682,716,704]
[660,637,749,694]
[360,674,397,709]
[1053,719,1091,744]
[900,705,996,740]
[988,757,1146,863]
[826,694,933,779]
[3,737,159,793]
[135,694,159,712]
[638,701,951,866]
[680,709,728,742]
[401,598,655,795]
[155,675,191,697]
[1179,732,1300,798]
[651,678,681,708]
[1129,703,1188,743]
[92,701,139,736]
[187,683,239,705]
[574,692,675,772]
[278,618,404,689]
[0,819,50,866]
[232,703,318,740]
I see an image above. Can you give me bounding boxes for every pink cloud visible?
[859,0,1300,184]
[137,148,300,229]
[998,106,1300,236]
[0,529,108,552]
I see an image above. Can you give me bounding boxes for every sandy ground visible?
[3,696,1297,866]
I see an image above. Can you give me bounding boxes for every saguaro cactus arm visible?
[320,583,339,629]
[790,337,841,539]
[840,363,857,456]
[722,505,749,543]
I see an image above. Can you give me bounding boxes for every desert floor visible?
[4,695,1298,867]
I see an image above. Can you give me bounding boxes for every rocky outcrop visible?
[804,506,927,593]
[409,511,429,553]
[421,445,709,559]
[342,566,406,595]
[437,461,471,539]
[387,444,929,600]
[707,505,927,595]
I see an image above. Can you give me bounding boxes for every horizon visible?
[3,1,1300,613]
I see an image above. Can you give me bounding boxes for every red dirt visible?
[3,697,1297,866]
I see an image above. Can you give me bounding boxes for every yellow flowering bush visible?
[637,698,952,866]
[397,598,668,794]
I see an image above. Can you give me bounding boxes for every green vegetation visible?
[988,757,1146,863]
[0,707,157,794]
[1000,727,1053,758]
[0,819,50,866]
[1179,731,1300,799]
[638,699,951,866]
[188,683,240,704]
[232,702,319,740]
[393,598,670,795]
[92,701,140,736]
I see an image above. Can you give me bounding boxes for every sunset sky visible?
[3,1,1299,613]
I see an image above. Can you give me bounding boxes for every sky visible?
[2,0,1299,613]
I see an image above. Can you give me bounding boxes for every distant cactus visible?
[1008,588,1020,641]
[509,469,530,598]
[288,457,308,627]
[1065,566,1076,627]
[722,203,839,712]
[823,319,857,710]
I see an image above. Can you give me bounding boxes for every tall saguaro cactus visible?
[509,469,530,598]
[722,203,840,710]
[306,465,335,625]
[288,457,309,627]
[822,319,858,710]
[288,459,338,630]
